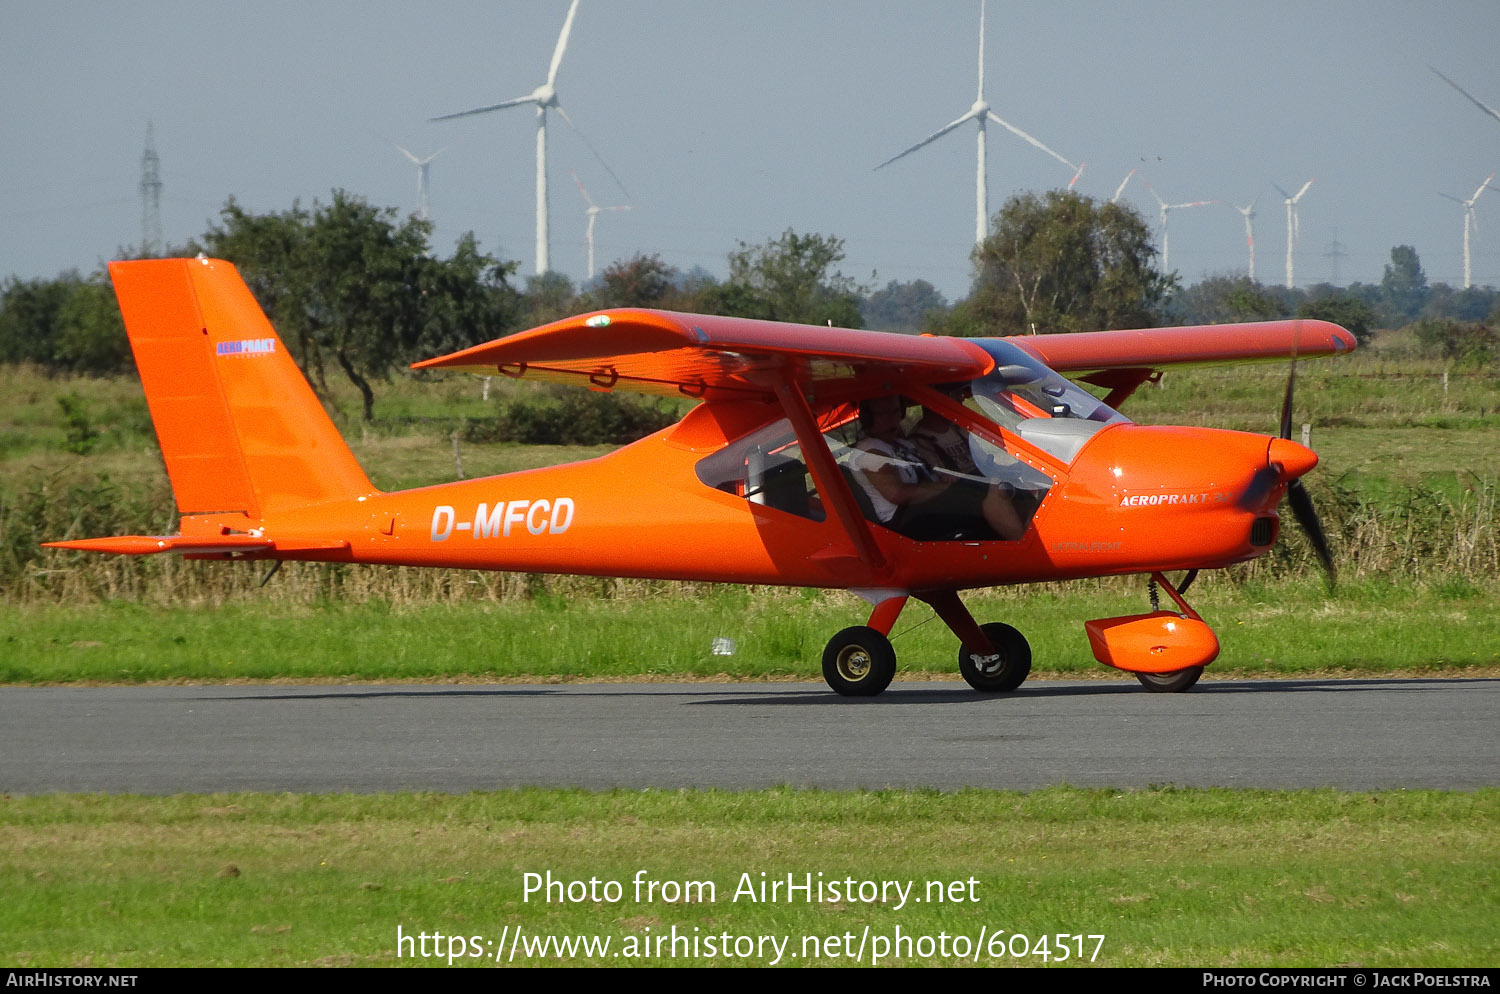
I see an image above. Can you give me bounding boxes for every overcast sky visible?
[4,0,1499,304]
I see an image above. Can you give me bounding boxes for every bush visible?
[1410,318,1498,366]
[468,384,679,445]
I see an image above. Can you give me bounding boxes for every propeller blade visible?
[875,109,979,170]
[1293,178,1314,202]
[1287,479,1336,583]
[1111,168,1136,203]
[548,0,581,88]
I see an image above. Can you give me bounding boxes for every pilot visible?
[852,395,1024,541]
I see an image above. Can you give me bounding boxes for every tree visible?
[961,190,1172,335]
[709,229,865,326]
[861,279,948,332]
[1297,294,1376,347]
[592,253,680,309]
[0,271,130,374]
[1165,274,1284,325]
[1381,245,1428,324]
[199,191,519,421]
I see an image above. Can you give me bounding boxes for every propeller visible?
[1276,355,1336,584]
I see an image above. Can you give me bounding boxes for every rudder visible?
[109,257,375,517]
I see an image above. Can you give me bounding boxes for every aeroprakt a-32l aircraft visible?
[49,257,1354,696]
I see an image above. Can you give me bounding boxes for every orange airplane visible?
[48,257,1354,696]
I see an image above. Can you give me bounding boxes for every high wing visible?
[413,309,994,400]
[1003,318,1356,405]
[417,312,1354,402]
[1006,318,1355,373]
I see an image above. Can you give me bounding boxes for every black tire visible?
[821,626,897,697]
[957,622,1032,693]
[1135,667,1203,693]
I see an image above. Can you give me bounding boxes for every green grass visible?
[3,581,1496,685]
[2,788,1495,967]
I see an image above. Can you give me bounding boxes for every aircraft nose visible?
[1267,437,1318,482]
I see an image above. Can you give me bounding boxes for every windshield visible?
[966,339,1130,464]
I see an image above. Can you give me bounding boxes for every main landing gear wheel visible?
[1135,667,1203,693]
[958,622,1032,693]
[822,626,897,697]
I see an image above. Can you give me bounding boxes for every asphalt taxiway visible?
[3,677,1496,793]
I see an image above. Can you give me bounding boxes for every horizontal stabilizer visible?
[44,535,349,557]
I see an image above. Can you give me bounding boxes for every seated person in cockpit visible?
[851,395,1025,541]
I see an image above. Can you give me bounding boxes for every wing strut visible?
[772,381,887,570]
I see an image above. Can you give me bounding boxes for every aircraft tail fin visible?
[107,257,375,519]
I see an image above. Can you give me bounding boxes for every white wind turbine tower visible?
[876,0,1081,247]
[1440,172,1495,289]
[390,142,445,221]
[1144,181,1214,275]
[571,168,630,280]
[1273,178,1313,288]
[433,0,623,275]
[1234,198,1259,281]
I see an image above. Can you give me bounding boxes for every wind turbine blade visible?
[1293,178,1314,202]
[548,0,581,88]
[387,139,420,164]
[419,147,449,166]
[1471,171,1497,203]
[1439,192,1467,205]
[976,0,986,101]
[554,104,630,199]
[1143,181,1167,211]
[1111,167,1136,202]
[1169,199,1216,209]
[985,112,1076,170]
[1271,182,1293,200]
[875,109,979,170]
[431,96,535,122]
[1431,66,1500,126]
[570,167,597,208]
[1068,161,1086,188]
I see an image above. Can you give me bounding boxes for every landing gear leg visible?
[919,590,1032,693]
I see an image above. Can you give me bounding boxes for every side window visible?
[834,396,1052,542]
[694,419,826,522]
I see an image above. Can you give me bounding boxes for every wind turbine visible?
[571,168,630,280]
[875,0,1081,247]
[1143,181,1214,275]
[1431,67,1500,127]
[432,0,623,275]
[1234,198,1259,281]
[1440,171,1495,289]
[1111,167,1136,204]
[1272,178,1314,288]
[389,141,445,221]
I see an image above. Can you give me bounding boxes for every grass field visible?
[3,788,1496,967]
[3,580,1497,685]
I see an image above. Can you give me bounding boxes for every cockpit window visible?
[967,339,1130,464]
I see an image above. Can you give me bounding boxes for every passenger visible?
[851,396,1025,541]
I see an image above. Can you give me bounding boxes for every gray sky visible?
[4,0,1499,305]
